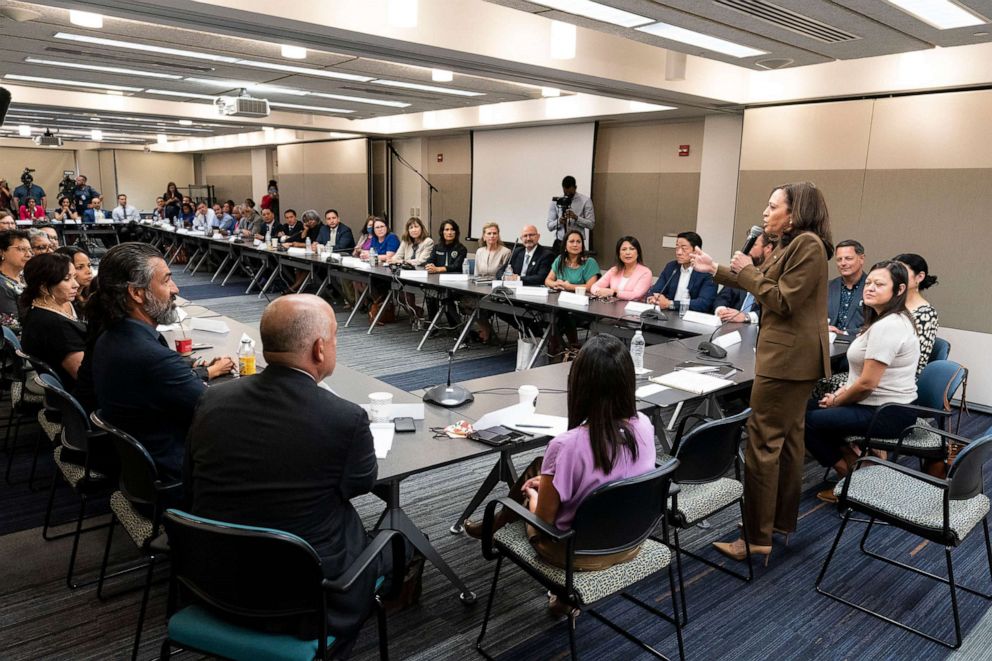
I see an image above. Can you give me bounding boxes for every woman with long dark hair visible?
[163,181,182,220]
[425,219,467,327]
[54,245,93,318]
[545,229,600,354]
[590,236,652,300]
[893,252,940,375]
[805,261,920,502]
[463,335,656,573]
[692,181,833,563]
[19,252,85,389]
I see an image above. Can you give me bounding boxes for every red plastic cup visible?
[175,337,192,355]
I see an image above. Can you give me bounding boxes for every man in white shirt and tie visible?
[713,232,776,323]
[112,194,141,223]
[192,201,216,232]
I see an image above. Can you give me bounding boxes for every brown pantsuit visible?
[716,231,831,547]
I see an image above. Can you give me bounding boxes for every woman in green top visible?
[545,230,600,355]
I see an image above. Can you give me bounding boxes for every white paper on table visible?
[558,291,589,307]
[359,402,425,420]
[400,270,429,280]
[342,257,362,268]
[189,317,230,334]
[624,301,654,315]
[155,307,189,332]
[712,331,742,349]
[227,235,238,243]
[651,370,734,395]
[286,247,308,256]
[253,239,263,247]
[492,280,521,288]
[370,423,394,458]
[439,273,470,282]
[515,286,548,298]
[829,331,837,344]
[474,403,568,437]
[681,311,723,327]
[635,383,669,399]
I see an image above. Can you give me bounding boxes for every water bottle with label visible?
[238,338,256,376]
[264,227,272,247]
[370,247,378,267]
[679,293,690,318]
[305,237,312,252]
[630,330,645,372]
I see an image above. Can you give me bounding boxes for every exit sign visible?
[678,145,690,157]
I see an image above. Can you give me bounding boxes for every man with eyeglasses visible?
[646,230,717,313]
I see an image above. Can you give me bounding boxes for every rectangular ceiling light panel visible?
[885,0,987,29]
[637,21,767,57]
[529,0,653,27]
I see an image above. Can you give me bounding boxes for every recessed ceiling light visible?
[69,10,103,28]
[24,57,183,80]
[233,59,373,82]
[18,125,31,137]
[157,134,168,145]
[431,69,453,82]
[308,92,410,108]
[529,0,653,28]
[184,77,309,96]
[90,117,101,122]
[105,90,124,96]
[541,87,561,97]
[885,0,987,29]
[637,22,767,58]
[178,120,194,126]
[262,126,275,132]
[3,74,143,92]
[388,0,418,28]
[281,45,307,59]
[268,101,354,114]
[373,79,484,96]
[90,129,103,141]
[629,101,676,112]
[550,21,577,60]
[145,89,218,100]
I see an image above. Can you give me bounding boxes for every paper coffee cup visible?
[518,384,539,408]
[368,391,394,423]
[175,337,192,355]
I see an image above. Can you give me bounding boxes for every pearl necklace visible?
[31,300,78,322]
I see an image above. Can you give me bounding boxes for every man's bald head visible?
[520,224,540,249]
[260,295,338,379]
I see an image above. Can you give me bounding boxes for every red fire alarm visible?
[437,153,443,163]
[678,145,690,157]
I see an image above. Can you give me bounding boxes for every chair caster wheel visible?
[460,591,477,604]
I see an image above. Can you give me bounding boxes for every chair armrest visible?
[849,456,948,489]
[862,403,950,446]
[898,425,972,447]
[322,529,402,594]
[480,497,573,561]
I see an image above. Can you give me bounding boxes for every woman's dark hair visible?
[773,181,834,260]
[55,245,89,260]
[19,252,72,312]
[181,202,193,212]
[439,219,460,245]
[59,196,71,206]
[85,243,164,333]
[556,229,588,277]
[862,260,914,332]
[268,179,278,189]
[166,181,178,194]
[0,229,30,252]
[612,235,643,271]
[567,334,639,473]
[892,253,938,291]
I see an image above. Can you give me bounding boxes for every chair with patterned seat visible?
[816,430,992,649]
[846,360,967,467]
[476,458,684,661]
[159,509,405,661]
[16,350,63,489]
[34,374,116,589]
[91,409,179,661]
[2,327,46,484]
[665,408,752,623]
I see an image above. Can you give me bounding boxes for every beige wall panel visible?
[592,172,699,271]
[427,134,471,174]
[277,173,305,218]
[75,151,101,192]
[115,151,194,209]
[0,147,76,206]
[207,176,253,204]
[734,170,867,265]
[202,149,251,177]
[859,169,991,333]
[868,90,992,170]
[301,139,368,174]
[97,151,116,205]
[429,173,471,236]
[303,174,368,227]
[276,144,305,176]
[392,138,427,224]
[595,120,704,174]
[740,100,873,171]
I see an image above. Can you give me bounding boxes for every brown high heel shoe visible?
[713,538,772,566]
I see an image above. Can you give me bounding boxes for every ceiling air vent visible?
[714,0,861,43]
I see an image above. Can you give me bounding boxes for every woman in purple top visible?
[464,334,657,573]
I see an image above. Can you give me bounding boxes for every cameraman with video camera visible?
[71,174,100,216]
[13,168,46,210]
[546,175,594,251]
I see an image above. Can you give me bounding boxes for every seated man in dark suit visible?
[713,232,776,323]
[89,243,235,484]
[495,224,555,285]
[646,230,717,313]
[827,239,867,337]
[81,195,108,223]
[316,208,356,251]
[252,207,282,242]
[276,208,304,244]
[185,294,382,641]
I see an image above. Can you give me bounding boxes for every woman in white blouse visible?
[390,217,434,266]
[472,222,511,343]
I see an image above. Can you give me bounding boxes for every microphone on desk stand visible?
[698,318,733,359]
[640,267,678,322]
[423,350,475,407]
[491,236,520,295]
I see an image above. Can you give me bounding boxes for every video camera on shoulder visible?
[20,167,35,186]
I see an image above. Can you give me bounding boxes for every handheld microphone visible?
[423,350,474,407]
[740,225,763,256]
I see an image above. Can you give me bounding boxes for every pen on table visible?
[517,424,551,429]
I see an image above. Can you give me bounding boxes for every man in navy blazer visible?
[496,224,554,286]
[827,239,867,336]
[646,231,717,313]
[713,232,775,323]
[316,208,356,251]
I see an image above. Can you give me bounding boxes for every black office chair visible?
[90,410,179,661]
[665,408,752,623]
[34,374,116,589]
[816,430,992,649]
[2,329,47,485]
[159,509,405,661]
[476,458,685,660]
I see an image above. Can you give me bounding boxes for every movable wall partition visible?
[276,139,369,228]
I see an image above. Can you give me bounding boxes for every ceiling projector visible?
[215,93,270,118]
[34,129,63,147]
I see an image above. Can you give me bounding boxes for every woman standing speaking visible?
[691,181,833,563]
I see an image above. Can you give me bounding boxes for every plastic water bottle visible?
[305,237,311,252]
[238,339,256,376]
[679,293,690,318]
[370,247,378,266]
[265,227,272,246]
[504,263,513,278]
[630,330,645,372]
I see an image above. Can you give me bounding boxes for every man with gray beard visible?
[88,243,234,483]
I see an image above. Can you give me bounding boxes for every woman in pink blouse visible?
[590,236,653,300]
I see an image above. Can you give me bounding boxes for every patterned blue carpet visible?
[378,351,519,392]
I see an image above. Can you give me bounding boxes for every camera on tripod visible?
[20,167,36,186]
